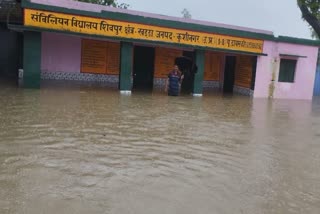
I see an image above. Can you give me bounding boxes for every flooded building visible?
[6,0,320,99]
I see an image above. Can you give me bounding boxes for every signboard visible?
[24,9,264,54]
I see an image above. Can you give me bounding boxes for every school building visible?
[3,0,320,99]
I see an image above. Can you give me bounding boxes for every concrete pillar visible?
[23,31,42,88]
[193,49,205,96]
[119,41,133,94]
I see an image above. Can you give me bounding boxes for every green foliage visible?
[298,0,320,17]
[297,0,320,38]
[76,0,129,9]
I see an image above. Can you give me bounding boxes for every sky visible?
[122,0,312,39]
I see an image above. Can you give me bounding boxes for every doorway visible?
[223,56,237,93]
[132,46,155,90]
[176,51,195,94]
[0,31,23,84]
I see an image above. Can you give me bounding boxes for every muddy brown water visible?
[1,81,320,214]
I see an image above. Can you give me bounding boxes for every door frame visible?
[223,55,237,93]
[132,45,155,90]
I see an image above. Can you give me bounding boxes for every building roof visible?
[29,0,273,36]
[17,0,320,47]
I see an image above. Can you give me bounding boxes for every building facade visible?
[9,0,320,99]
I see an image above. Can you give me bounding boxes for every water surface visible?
[0,81,320,214]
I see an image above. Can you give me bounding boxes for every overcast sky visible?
[122,0,312,39]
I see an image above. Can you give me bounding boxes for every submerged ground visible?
[0,81,320,214]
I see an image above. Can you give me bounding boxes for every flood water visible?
[1,80,320,214]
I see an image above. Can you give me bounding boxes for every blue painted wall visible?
[313,50,320,96]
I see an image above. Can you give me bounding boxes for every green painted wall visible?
[23,31,41,88]
[193,50,205,95]
[119,42,133,91]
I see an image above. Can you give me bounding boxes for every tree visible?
[76,0,129,9]
[181,8,192,19]
[297,0,320,38]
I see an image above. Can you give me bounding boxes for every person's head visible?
[173,64,179,71]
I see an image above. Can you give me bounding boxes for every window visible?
[278,59,297,83]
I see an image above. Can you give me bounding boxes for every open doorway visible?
[223,56,237,93]
[132,46,155,90]
[0,31,23,85]
[175,51,196,94]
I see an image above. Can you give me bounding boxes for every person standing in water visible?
[165,65,184,96]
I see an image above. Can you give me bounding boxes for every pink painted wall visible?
[254,41,275,98]
[41,32,81,73]
[254,41,318,100]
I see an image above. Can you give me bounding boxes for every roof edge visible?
[277,36,320,47]
[21,0,275,41]
[22,0,320,47]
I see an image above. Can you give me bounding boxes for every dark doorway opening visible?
[132,46,155,90]
[0,31,23,85]
[223,56,237,93]
[175,51,196,94]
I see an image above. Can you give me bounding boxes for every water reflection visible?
[0,81,319,214]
